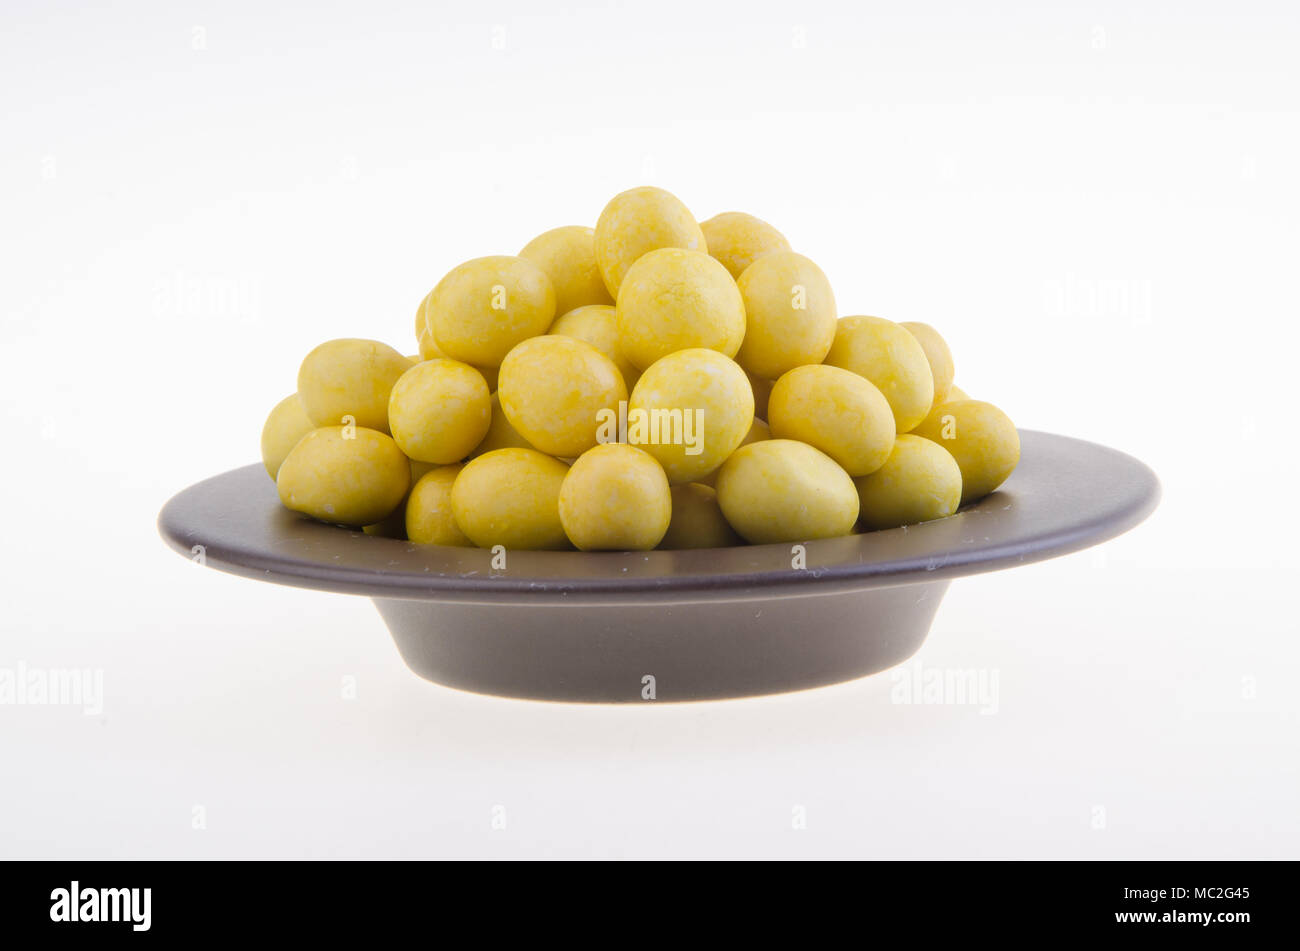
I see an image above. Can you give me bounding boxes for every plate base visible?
[374,580,950,702]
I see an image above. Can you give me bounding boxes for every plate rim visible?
[157,429,1160,603]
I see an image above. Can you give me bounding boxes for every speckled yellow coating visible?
[428,255,556,367]
[900,321,955,404]
[911,399,1019,504]
[265,186,1027,550]
[824,316,934,433]
[277,426,410,527]
[498,335,627,457]
[470,391,534,457]
[735,251,837,379]
[699,211,791,279]
[715,439,859,545]
[854,435,962,530]
[658,483,742,549]
[549,304,641,392]
[260,393,315,479]
[616,248,746,371]
[387,359,491,464]
[297,338,411,434]
[767,364,895,477]
[519,225,614,316]
[450,448,570,550]
[698,416,769,487]
[558,444,671,551]
[405,465,472,546]
[594,186,706,296]
[628,348,754,484]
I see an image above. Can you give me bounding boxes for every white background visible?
[2,0,1297,858]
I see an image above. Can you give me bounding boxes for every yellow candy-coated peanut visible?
[297,338,411,433]
[911,399,1020,504]
[415,294,459,365]
[470,392,534,457]
[616,248,746,371]
[741,416,770,447]
[853,435,962,530]
[748,371,774,421]
[627,348,754,484]
[900,321,955,404]
[428,255,555,367]
[450,448,570,550]
[558,444,671,551]
[824,316,934,433]
[498,335,627,457]
[715,439,859,545]
[549,304,641,392]
[698,416,769,487]
[414,291,443,360]
[260,393,315,479]
[658,483,742,550]
[363,458,442,538]
[700,211,791,279]
[415,291,430,341]
[917,383,971,431]
[735,251,837,379]
[519,226,614,316]
[594,186,706,296]
[406,465,472,546]
[418,336,446,362]
[387,359,491,464]
[277,426,410,527]
[767,364,895,477]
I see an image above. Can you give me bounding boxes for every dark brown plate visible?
[158,430,1159,702]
